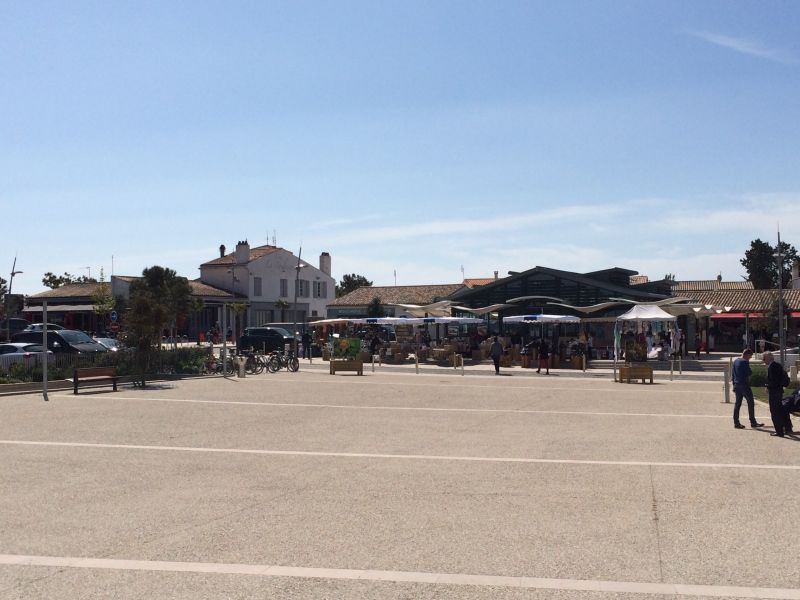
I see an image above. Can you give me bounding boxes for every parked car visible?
[238,326,295,353]
[94,337,121,352]
[12,329,108,354]
[0,342,53,371]
[23,322,64,332]
[0,318,30,342]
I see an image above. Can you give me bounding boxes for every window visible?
[254,277,262,297]
[313,281,328,298]
[295,279,310,298]
[280,279,288,297]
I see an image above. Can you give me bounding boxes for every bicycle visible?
[203,352,235,376]
[267,349,299,373]
[241,350,266,375]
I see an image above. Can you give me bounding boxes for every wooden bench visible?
[618,364,653,384]
[73,367,118,394]
[329,359,363,376]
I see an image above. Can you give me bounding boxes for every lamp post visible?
[5,257,23,342]
[775,234,787,365]
[292,255,307,356]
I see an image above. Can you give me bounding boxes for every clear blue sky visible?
[3,1,799,295]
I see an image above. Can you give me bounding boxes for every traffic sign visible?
[110,311,118,322]
[109,322,120,333]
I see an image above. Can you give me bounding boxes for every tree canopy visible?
[42,271,97,289]
[741,238,798,289]
[124,266,191,352]
[366,297,385,317]
[336,273,373,298]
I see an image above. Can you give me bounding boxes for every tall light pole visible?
[6,256,23,341]
[776,230,786,366]
[292,247,306,356]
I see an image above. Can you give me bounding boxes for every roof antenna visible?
[273,230,277,246]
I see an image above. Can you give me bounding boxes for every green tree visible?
[92,268,115,332]
[42,271,97,289]
[741,239,798,289]
[274,299,289,321]
[336,273,372,298]
[366,297,385,317]
[0,276,6,318]
[230,302,247,348]
[663,273,676,282]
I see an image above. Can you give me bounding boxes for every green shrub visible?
[750,365,767,388]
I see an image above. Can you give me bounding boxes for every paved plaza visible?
[1,369,799,599]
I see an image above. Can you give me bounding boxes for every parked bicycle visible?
[241,350,266,375]
[203,352,235,375]
[267,349,299,373]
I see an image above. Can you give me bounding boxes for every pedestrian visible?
[536,339,550,375]
[490,336,503,375]
[762,351,791,437]
[732,348,764,430]
[694,333,701,359]
[301,330,312,359]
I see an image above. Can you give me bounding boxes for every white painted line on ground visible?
[2,440,797,471]
[51,394,734,419]
[1,554,797,598]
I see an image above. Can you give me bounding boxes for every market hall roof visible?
[330,284,465,307]
[687,289,800,313]
[450,266,669,308]
[671,280,754,292]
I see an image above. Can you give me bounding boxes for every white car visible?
[0,342,54,371]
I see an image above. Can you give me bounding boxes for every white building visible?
[199,241,335,327]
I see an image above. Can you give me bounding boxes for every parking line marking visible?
[1,440,797,471]
[1,554,798,598]
[51,394,735,419]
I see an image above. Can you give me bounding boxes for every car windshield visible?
[58,330,93,344]
[269,327,292,337]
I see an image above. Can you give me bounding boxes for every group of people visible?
[490,337,551,375]
[732,348,794,437]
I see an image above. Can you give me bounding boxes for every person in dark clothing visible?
[536,339,550,375]
[301,331,312,359]
[732,348,764,429]
[490,336,503,375]
[762,352,789,437]
[694,333,701,359]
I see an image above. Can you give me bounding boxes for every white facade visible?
[200,242,335,328]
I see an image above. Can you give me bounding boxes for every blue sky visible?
[2,1,799,295]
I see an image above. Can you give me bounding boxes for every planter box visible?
[329,359,363,375]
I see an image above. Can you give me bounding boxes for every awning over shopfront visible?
[710,312,766,319]
[23,304,96,313]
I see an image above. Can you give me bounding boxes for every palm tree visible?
[231,302,247,348]
[274,299,289,322]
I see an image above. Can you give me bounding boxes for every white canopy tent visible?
[616,305,676,322]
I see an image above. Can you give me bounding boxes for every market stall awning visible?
[710,312,766,319]
[616,305,676,321]
[504,314,581,324]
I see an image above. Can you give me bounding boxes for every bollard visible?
[582,354,586,372]
[415,353,419,374]
[678,354,682,375]
[670,358,674,381]
[461,355,465,376]
[723,363,730,404]
[372,355,376,373]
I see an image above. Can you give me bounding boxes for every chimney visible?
[493,270,499,280]
[319,252,331,276]
[716,273,722,283]
[219,244,226,258]
[235,240,250,264]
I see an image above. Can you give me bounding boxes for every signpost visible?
[109,322,120,333]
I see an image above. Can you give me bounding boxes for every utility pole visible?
[293,246,304,356]
[777,229,786,366]
[6,256,23,342]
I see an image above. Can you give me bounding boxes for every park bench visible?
[618,363,653,384]
[329,359,363,376]
[73,366,118,394]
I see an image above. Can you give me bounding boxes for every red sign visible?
[109,322,120,333]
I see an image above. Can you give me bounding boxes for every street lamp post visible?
[292,249,307,357]
[5,257,23,342]
[776,233,787,366]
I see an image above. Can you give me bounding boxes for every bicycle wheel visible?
[244,356,257,375]
[224,358,236,376]
[287,356,299,372]
[267,355,279,373]
[253,356,265,375]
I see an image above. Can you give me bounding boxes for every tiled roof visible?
[201,244,281,266]
[28,282,108,299]
[463,278,496,288]
[685,289,800,312]
[331,284,465,306]
[672,280,754,292]
[189,279,237,298]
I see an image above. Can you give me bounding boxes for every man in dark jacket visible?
[762,351,790,437]
[732,349,763,429]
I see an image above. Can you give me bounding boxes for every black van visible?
[238,326,295,353]
[0,318,30,342]
[12,329,108,354]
